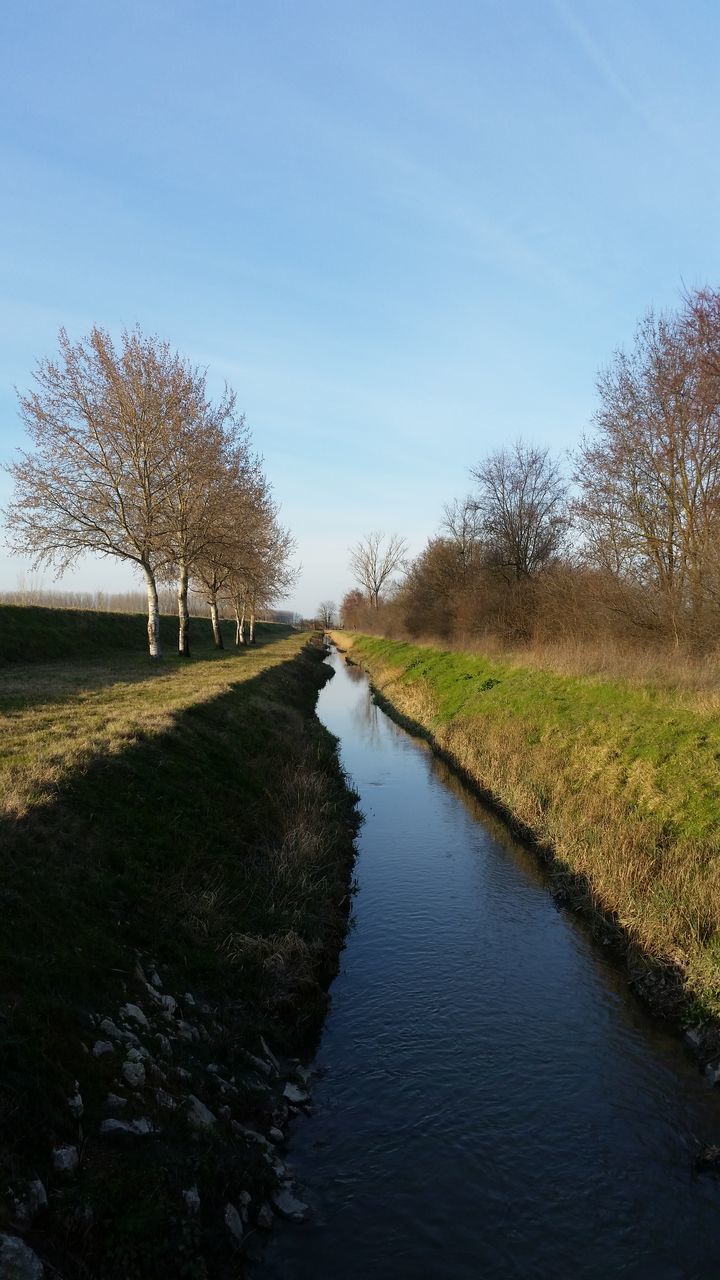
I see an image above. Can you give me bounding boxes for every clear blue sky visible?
[2,0,720,615]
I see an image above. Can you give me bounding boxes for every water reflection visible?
[263,649,720,1280]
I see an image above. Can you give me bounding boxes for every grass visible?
[334,630,720,1021]
[0,602,257,664]
[0,614,359,1275]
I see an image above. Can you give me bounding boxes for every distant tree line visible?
[4,326,295,657]
[342,288,720,653]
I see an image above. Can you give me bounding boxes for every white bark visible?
[209,594,224,648]
[178,560,190,657]
[144,566,161,659]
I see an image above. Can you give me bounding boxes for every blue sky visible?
[2,0,720,614]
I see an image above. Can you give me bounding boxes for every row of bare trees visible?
[4,326,295,657]
[341,288,720,653]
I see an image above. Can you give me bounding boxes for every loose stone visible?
[122,1059,146,1088]
[121,1003,149,1029]
[92,1040,114,1057]
[257,1202,274,1230]
[0,1233,45,1279]
[283,1082,309,1105]
[52,1144,79,1174]
[100,1117,153,1137]
[272,1188,309,1222]
[186,1095,216,1129]
[224,1202,244,1245]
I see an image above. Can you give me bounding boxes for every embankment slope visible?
[333,631,720,1024]
[1,620,358,1276]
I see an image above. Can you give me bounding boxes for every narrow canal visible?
[264,647,720,1279]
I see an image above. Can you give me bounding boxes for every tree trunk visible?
[249,609,256,644]
[209,594,224,649]
[144,565,161,659]
[177,560,191,657]
[235,600,246,645]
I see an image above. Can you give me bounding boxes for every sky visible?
[2,0,720,616]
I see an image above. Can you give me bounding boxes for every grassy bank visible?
[333,631,720,1024]
[1,622,358,1276]
[0,602,287,664]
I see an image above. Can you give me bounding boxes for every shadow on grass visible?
[0,641,357,1199]
[0,621,298,711]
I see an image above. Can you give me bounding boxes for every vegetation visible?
[341,288,720,660]
[0,614,358,1275]
[335,631,720,1019]
[4,325,294,659]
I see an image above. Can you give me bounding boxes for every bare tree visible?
[161,394,248,656]
[470,441,568,581]
[574,295,720,645]
[317,600,337,628]
[349,531,407,609]
[440,495,483,579]
[4,326,197,657]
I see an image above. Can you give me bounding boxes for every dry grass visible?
[336,630,720,1019]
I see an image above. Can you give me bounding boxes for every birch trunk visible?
[177,560,191,657]
[249,609,256,644]
[209,594,224,648]
[144,565,161,659]
[235,601,246,645]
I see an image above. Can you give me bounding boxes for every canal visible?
[264,646,720,1279]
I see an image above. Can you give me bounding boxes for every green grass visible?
[0,601,288,663]
[0,620,358,1275]
[337,631,720,1019]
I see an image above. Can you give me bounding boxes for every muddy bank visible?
[0,638,359,1278]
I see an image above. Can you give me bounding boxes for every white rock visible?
[175,1066,192,1082]
[156,1089,177,1110]
[155,1033,172,1056]
[150,969,163,989]
[92,1040,114,1057]
[272,1188,309,1222]
[143,981,162,1005]
[106,1093,128,1110]
[100,1018,138,1046]
[176,1020,197,1042]
[184,992,196,1006]
[122,1059,146,1088]
[183,1185,200,1214]
[269,1127,284,1143]
[52,1144,79,1174]
[160,994,177,1016]
[0,1233,45,1278]
[121,1003,149,1029]
[186,1095,216,1129]
[224,1202,244,1245]
[283,1082,309,1105]
[257,1201,274,1230]
[126,1045,149,1062]
[100,1117,153,1137]
[67,1082,83,1119]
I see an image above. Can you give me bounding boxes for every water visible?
[263,648,720,1279]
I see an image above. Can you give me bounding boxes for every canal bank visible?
[330,631,720,1037]
[264,645,720,1280]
